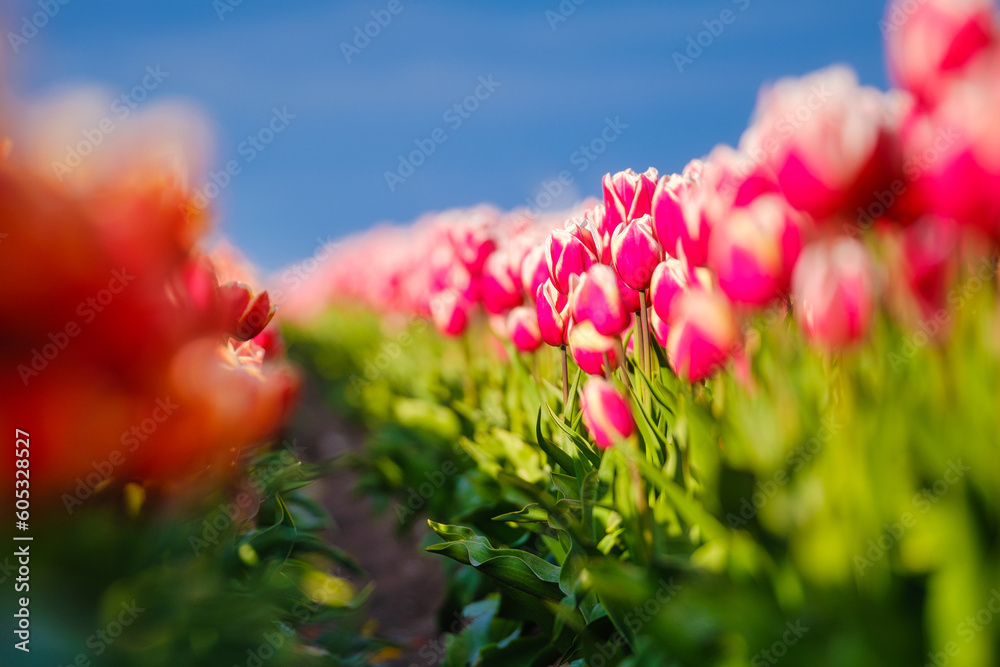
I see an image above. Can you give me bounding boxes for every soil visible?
[294,377,445,666]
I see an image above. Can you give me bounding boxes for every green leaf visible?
[545,403,602,469]
[535,408,575,474]
[493,504,550,523]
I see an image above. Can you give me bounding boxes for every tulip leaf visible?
[426,522,564,600]
[493,504,549,523]
[545,403,602,469]
[536,408,576,474]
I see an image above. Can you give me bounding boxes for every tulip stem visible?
[560,345,569,415]
[615,339,632,393]
[637,291,651,408]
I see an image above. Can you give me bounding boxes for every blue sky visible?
[4,0,889,270]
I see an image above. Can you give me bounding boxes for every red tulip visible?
[885,0,999,106]
[603,168,658,231]
[650,258,689,322]
[568,320,620,375]
[580,377,635,449]
[666,289,737,382]
[536,279,570,347]
[611,215,664,291]
[507,306,542,352]
[792,238,878,348]
[570,264,631,337]
[545,227,598,294]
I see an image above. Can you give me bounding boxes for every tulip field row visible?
[283,1,1000,664]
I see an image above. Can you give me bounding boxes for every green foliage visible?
[1,446,383,667]
[290,272,1000,666]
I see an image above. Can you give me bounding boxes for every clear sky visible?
[3,0,890,270]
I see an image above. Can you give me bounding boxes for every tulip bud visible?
[603,168,659,231]
[617,272,642,313]
[520,244,549,301]
[580,377,636,449]
[666,290,737,382]
[536,279,570,347]
[792,238,877,348]
[708,194,804,306]
[448,220,497,275]
[546,227,598,294]
[507,306,542,352]
[570,264,632,337]
[568,320,620,376]
[611,215,664,291]
[482,249,523,315]
[650,258,689,322]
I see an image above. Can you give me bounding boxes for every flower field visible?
[5,0,1000,665]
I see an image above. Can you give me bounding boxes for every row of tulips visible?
[288,0,1000,441]
[283,0,1000,664]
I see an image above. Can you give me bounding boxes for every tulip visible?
[603,167,658,231]
[791,238,877,348]
[650,258,689,322]
[585,203,613,257]
[580,377,635,449]
[507,306,543,352]
[707,194,804,306]
[431,290,470,337]
[546,227,598,294]
[611,215,664,291]
[652,173,712,266]
[666,290,737,382]
[649,308,671,348]
[885,0,998,105]
[448,219,497,274]
[536,279,570,347]
[568,320,620,375]
[900,217,957,321]
[481,249,523,314]
[570,264,632,337]
[746,66,896,220]
[616,272,642,313]
[520,244,549,300]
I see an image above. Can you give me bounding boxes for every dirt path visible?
[294,378,445,666]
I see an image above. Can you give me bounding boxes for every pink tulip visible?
[708,194,804,306]
[431,291,470,337]
[666,290,737,382]
[570,264,631,337]
[568,320,620,376]
[616,272,642,313]
[482,249,523,315]
[652,173,712,266]
[909,62,1000,238]
[507,306,542,352]
[747,66,896,220]
[448,220,496,275]
[885,0,998,106]
[603,168,659,231]
[649,308,671,348]
[650,258,689,322]
[580,377,635,449]
[900,217,958,321]
[545,227,598,294]
[611,215,664,291]
[585,203,613,257]
[536,279,570,347]
[792,238,878,348]
[520,244,550,301]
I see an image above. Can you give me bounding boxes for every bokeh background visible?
[4,0,886,270]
